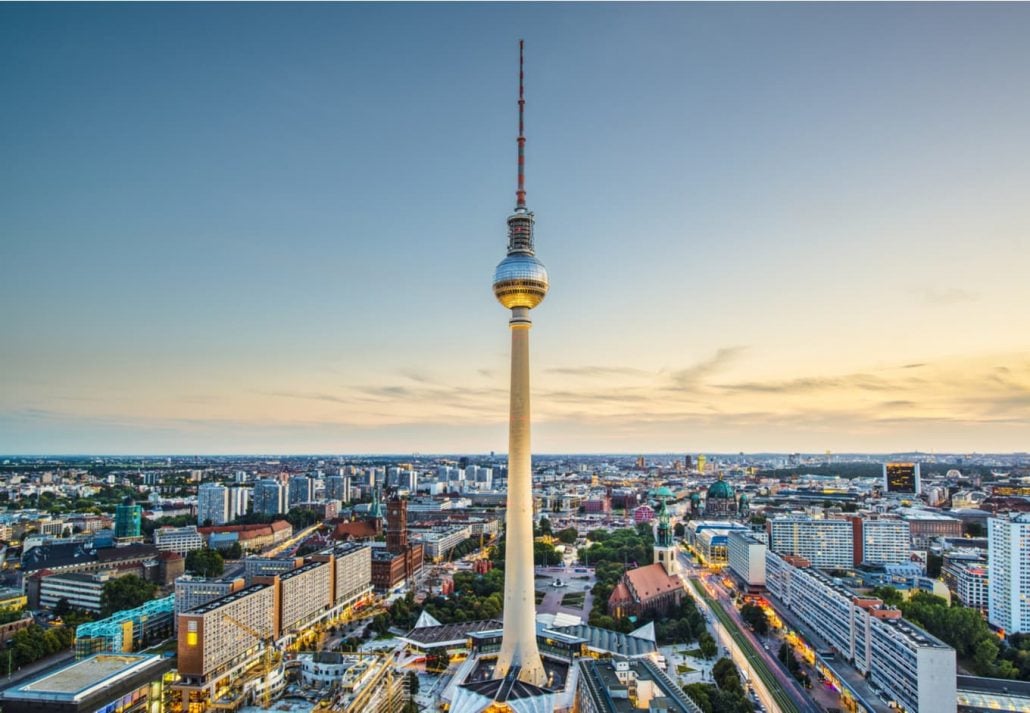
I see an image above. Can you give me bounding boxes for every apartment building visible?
[988,513,1030,634]
[765,551,956,713]
[177,544,373,699]
[767,516,853,569]
[853,517,911,566]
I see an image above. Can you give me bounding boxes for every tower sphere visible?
[493,253,549,309]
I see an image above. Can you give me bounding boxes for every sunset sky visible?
[2,3,1028,454]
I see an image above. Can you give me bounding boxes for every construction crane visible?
[221,612,276,709]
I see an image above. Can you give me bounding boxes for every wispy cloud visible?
[911,286,981,305]
[669,347,746,389]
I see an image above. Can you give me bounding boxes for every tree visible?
[699,632,717,659]
[674,521,686,537]
[712,657,742,693]
[536,516,553,536]
[101,575,158,617]
[53,598,71,617]
[557,527,578,545]
[406,671,420,696]
[740,603,769,635]
[186,548,224,578]
[926,552,943,578]
[224,541,243,559]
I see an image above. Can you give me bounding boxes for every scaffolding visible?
[74,595,175,658]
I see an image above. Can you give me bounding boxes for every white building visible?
[197,483,229,526]
[856,518,911,566]
[766,551,956,713]
[767,517,853,569]
[988,513,1030,634]
[948,561,989,612]
[228,487,250,522]
[154,525,205,554]
[727,531,766,588]
[39,571,111,612]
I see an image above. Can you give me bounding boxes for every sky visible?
[1,3,1028,455]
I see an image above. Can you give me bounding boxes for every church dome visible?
[707,479,735,500]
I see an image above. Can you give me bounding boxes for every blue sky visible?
[2,3,1028,454]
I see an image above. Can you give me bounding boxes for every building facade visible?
[767,517,853,569]
[197,483,229,526]
[727,531,767,589]
[988,513,1030,635]
[765,551,956,713]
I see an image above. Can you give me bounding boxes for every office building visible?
[114,498,142,543]
[154,525,204,555]
[767,516,853,569]
[39,571,112,613]
[883,462,921,495]
[765,551,956,713]
[253,479,286,516]
[197,483,229,526]
[727,531,767,589]
[988,513,1030,635]
[74,596,175,657]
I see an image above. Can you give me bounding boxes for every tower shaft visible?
[494,307,546,685]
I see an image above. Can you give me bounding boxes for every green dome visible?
[654,486,675,498]
[707,479,735,500]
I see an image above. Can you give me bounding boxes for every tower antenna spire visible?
[516,39,527,210]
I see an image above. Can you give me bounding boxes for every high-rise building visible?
[288,476,314,507]
[253,479,286,516]
[988,513,1030,634]
[852,517,911,566]
[197,483,229,526]
[727,531,767,589]
[114,497,143,542]
[767,516,853,569]
[326,475,351,503]
[228,487,250,521]
[883,462,921,495]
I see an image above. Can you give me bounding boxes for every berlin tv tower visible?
[491,39,549,687]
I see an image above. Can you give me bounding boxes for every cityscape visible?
[2,4,1029,713]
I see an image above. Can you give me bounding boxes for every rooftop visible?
[5,654,168,702]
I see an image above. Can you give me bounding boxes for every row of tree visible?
[683,657,754,713]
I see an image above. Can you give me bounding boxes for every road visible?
[678,550,818,713]
[262,523,322,557]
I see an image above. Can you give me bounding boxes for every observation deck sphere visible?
[493,254,549,310]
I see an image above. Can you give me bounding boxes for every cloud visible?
[669,347,746,389]
[546,365,651,378]
[911,286,980,305]
[716,372,893,394]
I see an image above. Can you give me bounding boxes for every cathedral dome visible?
[707,479,735,500]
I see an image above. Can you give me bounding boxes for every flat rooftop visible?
[8,654,164,702]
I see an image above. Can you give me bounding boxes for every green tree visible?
[674,521,686,537]
[101,575,158,617]
[536,516,553,536]
[186,548,225,578]
[740,603,769,635]
[699,632,717,659]
[557,527,578,545]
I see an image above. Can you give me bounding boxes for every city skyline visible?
[2,3,1029,454]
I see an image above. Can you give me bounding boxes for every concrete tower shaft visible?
[491,40,546,687]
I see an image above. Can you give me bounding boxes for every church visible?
[608,499,684,619]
